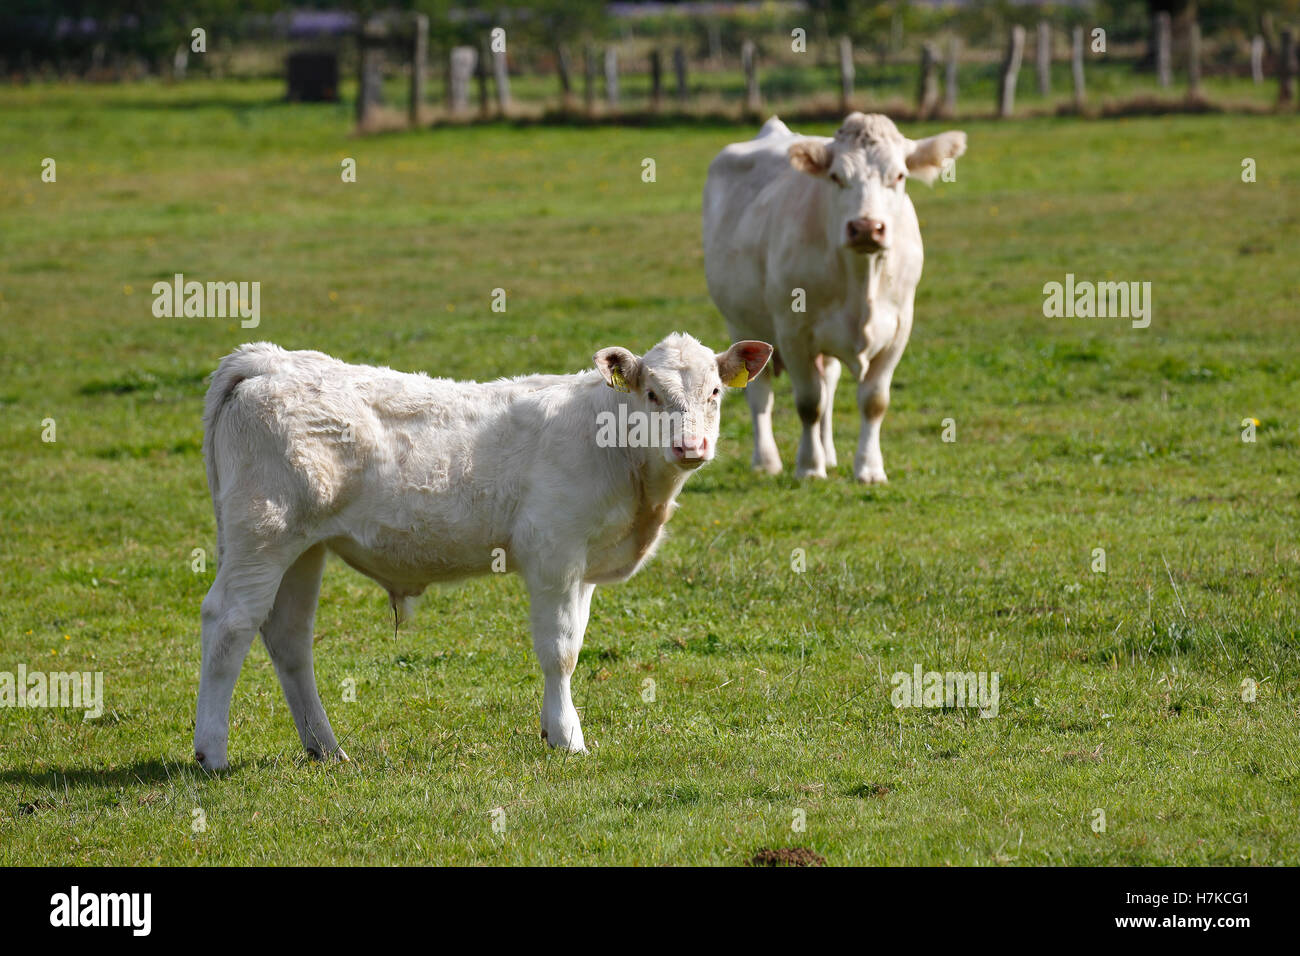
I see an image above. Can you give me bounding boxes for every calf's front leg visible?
[527,579,595,753]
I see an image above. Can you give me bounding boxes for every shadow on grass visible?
[1,757,222,793]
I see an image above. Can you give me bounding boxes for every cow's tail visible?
[202,342,283,559]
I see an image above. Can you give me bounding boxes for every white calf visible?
[194,334,772,769]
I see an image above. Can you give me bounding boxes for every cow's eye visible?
[647,390,659,404]
[712,387,720,397]
[828,172,845,188]
[894,171,906,186]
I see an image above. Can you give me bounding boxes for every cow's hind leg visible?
[745,363,782,474]
[782,342,827,479]
[259,543,346,763]
[194,544,301,770]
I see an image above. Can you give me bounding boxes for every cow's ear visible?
[594,347,643,392]
[716,340,774,388]
[905,131,966,185]
[788,140,832,176]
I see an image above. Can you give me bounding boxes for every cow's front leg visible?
[819,356,841,470]
[783,344,827,479]
[527,579,595,753]
[854,349,903,485]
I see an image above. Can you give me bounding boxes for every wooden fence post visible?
[1251,35,1265,84]
[476,39,489,116]
[449,46,476,114]
[409,13,427,126]
[604,47,619,108]
[944,36,959,115]
[356,23,383,127]
[839,36,854,112]
[1281,28,1296,105]
[492,42,510,113]
[1187,21,1201,97]
[1071,25,1085,109]
[673,47,688,104]
[556,45,573,107]
[1036,21,1051,96]
[998,25,1025,118]
[742,40,760,111]
[650,49,662,110]
[583,45,595,114]
[917,42,939,118]
[1154,12,1172,87]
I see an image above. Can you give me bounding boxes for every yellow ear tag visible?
[727,368,749,388]
[608,369,631,392]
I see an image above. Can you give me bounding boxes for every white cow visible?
[703,112,966,484]
[194,333,772,769]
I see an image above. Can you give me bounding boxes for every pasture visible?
[1,79,1298,865]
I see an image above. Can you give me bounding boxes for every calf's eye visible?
[647,390,659,404]
[712,388,720,397]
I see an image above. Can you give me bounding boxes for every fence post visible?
[1036,21,1051,96]
[742,40,760,111]
[409,13,427,126]
[1251,35,1265,84]
[917,42,939,118]
[583,45,595,114]
[356,23,382,127]
[1071,25,1085,109]
[1154,12,1172,87]
[604,47,619,108]
[707,21,722,65]
[476,39,490,116]
[650,49,662,110]
[556,45,573,107]
[492,42,510,113]
[839,36,854,112]
[944,36,959,115]
[998,25,1025,118]
[1281,28,1296,105]
[449,46,475,114]
[673,47,688,104]
[1187,21,1201,97]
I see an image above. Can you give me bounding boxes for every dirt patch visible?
[748,847,826,867]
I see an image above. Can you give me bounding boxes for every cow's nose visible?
[674,436,708,460]
[847,218,886,249]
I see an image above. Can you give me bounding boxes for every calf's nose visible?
[847,218,886,248]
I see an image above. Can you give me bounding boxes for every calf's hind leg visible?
[259,543,347,762]
[194,542,302,770]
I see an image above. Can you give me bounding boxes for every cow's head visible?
[594,333,772,468]
[788,112,966,255]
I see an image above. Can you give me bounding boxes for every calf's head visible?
[594,333,772,468]
[788,112,966,254]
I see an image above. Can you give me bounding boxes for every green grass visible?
[1,79,1298,866]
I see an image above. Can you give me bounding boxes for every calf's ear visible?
[717,340,774,388]
[788,140,832,176]
[594,346,643,392]
[904,130,966,185]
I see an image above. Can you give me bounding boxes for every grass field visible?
[1,80,1298,865]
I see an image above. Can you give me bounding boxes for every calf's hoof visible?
[194,749,229,771]
[855,469,888,485]
[794,466,828,480]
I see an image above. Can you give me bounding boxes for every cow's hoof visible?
[305,746,350,763]
[752,460,783,476]
[795,466,828,480]
[541,719,586,754]
[855,470,888,485]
